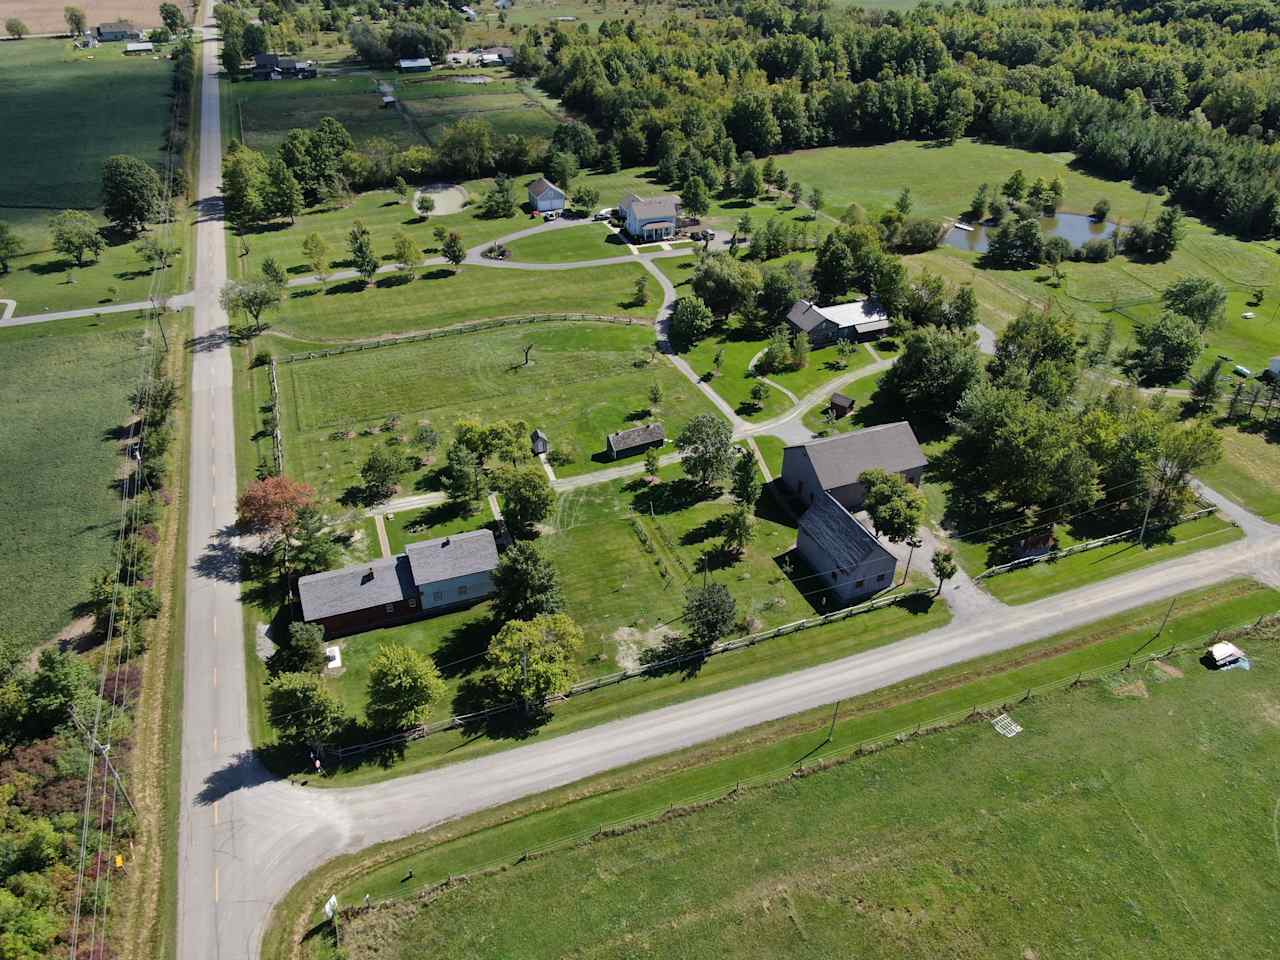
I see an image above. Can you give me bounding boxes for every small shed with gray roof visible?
[781,421,927,511]
[298,529,499,638]
[795,493,897,605]
[606,422,665,460]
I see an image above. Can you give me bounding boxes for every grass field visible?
[0,37,191,315]
[0,311,152,648]
[347,606,1280,959]
[0,37,175,209]
[229,73,419,152]
[1195,421,1280,522]
[503,222,623,262]
[383,499,497,556]
[976,513,1243,604]
[271,578,1279,960]
[230,188,533,280]
[272,321,719,498]
[258,261,655,342]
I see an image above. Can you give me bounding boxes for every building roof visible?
[480,45,514,58]
[608,422,665,452]
[99,20,136,32]
[830,392,853,408]
[528,177,563,199]
[787,298,889,335]
[786,422,927,490]
[404,529,499,584]
[619,194,679,222]
[799,493,895,573]
[298,556,416,622]
[254,53,279,66]
[531,428,549,442]
[398,57,433,68]
[125,42,155,52]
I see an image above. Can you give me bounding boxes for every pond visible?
[944,212,1117,254]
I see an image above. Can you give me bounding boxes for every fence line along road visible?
[268,357,285,473]
[347,611,1277,911]
[275,314,647,364]
[975,504,1221,581]
[325,587,933,760]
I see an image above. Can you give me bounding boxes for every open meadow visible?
[0,312,152,649]
[345,600,1280,960]
[271,321,717,498]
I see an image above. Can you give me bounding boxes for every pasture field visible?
[271,321,718,498]
[338,592,1280,960]
[0,37,192,314]
[228,73,418,152]
[1195,421,1280,522]
[269,578,1278,960]
[0,37,175,210]
[258,260,655,342]
[0,311,152,649]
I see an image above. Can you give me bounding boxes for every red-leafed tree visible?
[237,475,315,542]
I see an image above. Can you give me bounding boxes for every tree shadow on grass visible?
[421,268,454,281]
[451,674,549,742]
[680,512,727,546]
[323,279,368,296]
[628,476,712,515]
[637,633,707,679]
[431,615,498,680]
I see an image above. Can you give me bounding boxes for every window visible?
[855,579,865,589]
[876,574,886,582]
[458,584,469,597]
[385,603,395,613]
[408,598,417,608]
[432,591,443,602]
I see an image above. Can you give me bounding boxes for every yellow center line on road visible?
[214,867,220,902]
[213,801,219,826]
[212,728,218,754]
[212,667,218,689]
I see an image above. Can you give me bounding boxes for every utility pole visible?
[824,700,840,745]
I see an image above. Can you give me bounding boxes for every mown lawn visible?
[1195,421,1280,522]
[271,321,718,500]
[348,591,1280,960]
[0,312,151,648]
[382,498,497,555]
[258,261,656,341]
[974,512,1243,604]
[503,223,624,262]
[229,188,530,280]
[228,73,417,152]
[305,578,1278,960]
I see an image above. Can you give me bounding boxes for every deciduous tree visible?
[49,210,104,266]
[0,222,20,273]
[360,447,407,502]
[676,414,736,490]
[365,643,446,731]
[683,581,737,647]
[486,613,583,707]
[266,673,346,745]
[236,475,316,541]
[492,541,565,623]
[348,220,379,285]
[931,549,957,596]
[497,466,555,536]
[102,155,165,234]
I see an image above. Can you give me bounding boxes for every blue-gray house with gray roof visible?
[298,529,499,638]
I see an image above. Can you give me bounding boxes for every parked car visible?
[543,209,560,221]
[593,208,613,221]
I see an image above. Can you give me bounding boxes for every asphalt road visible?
[173,8,1280,958]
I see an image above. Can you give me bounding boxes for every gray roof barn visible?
[297,556,416,622]
[793,422,926,490]
[798,493,895,572]
[787,298,890,338]
[607,422,665,457]
[528,177,563,199]
[404,529,499,584]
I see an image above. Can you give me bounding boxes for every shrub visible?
[1081,238,1115,262]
